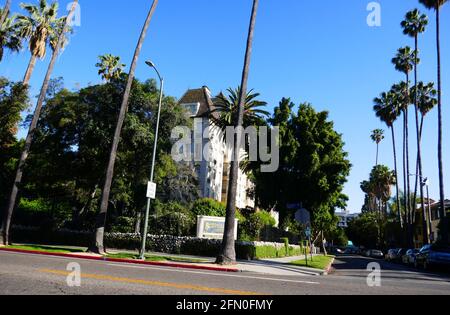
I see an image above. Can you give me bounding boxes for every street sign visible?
[146,182,157,199]
[295,208,311,225]
[305,227,311,238]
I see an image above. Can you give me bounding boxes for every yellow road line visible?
[39,269,262,295]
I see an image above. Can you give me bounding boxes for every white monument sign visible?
[197,216,238,240]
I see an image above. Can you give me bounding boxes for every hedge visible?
[10,226,303,260]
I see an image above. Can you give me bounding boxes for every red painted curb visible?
[0,248,240,273]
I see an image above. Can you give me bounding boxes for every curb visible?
[0,248,240,273]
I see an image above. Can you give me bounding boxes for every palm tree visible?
[216,0,259,265]
[402,8,429,244]
[413,82,438,138]
[0,11,22,62]
[371,129,385,166]
[0,0,11,26]
[392,48,415,230]
[210,87,269,133]
[95,54,125,82]
[0,1,78,246]
[374,92,403,227]
[89,0,159,255]
[419,0,448,244]
[15,0,66,85]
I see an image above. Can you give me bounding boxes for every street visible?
[0,251,449,295]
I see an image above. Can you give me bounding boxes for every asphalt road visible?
[0,251,449,295]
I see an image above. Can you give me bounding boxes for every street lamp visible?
[139,60,164,260]
[409,173,433,243]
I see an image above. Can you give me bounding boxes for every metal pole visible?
[140,68,164,260]
[427,184,433,242]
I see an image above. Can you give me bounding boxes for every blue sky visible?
[1,0,449,214]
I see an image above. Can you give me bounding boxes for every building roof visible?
[178,86,218,119]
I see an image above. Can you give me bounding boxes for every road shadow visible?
[332,254,450,283]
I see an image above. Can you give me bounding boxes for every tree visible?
[210,87,269,133]
[402,8,429,244]
[419,0,448,245]
[0,9,22,62]
[0,1,78,246]
[374,91,402,227]
[90,0,159,254]
[390,81,412,235]
[0,0,11,26]
[347,212,382,249]
[392,47,416,227]
[15,0,67,85]
[370,129,384,166]
[96,54,126,82]
[217,0,259,265]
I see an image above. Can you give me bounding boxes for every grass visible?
[3,244,207,264]
[290,255,335,270]
[5,244,82,254]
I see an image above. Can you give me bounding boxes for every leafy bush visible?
[150,201,195,236]
[191,198,227,217]
[240,211,276,241]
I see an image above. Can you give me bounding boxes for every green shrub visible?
[110,217,135,233]
[150,201,195,236]
[240,211,276,241]
[191,198,226,217]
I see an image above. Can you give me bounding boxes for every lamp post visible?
[139,60,164,260]
[410,173,432,244]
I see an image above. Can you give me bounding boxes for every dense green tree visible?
[347,212,383,249]
[255,101,351,242]
[1,2,77,245]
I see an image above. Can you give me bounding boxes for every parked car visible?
[368,249,384,259]
[415,244,450,270]
[402,249,419,265]
[396,248,407,263]
[386,249,400,262]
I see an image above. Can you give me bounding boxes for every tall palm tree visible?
[0,0,78,246]
[391,82,412,243]
[210,87,269,133]
[217,0,259,265]
[374,91,403,227]
[95,54,126,82]
[0,0,11,26]
[0,11,22,62]
[392,48,415,230]
[402,8,429,244]
[419,0,448,244]
[89,0,159,255]
[414,82,438,138]
[371,129,385,166]
[15,0,65,85]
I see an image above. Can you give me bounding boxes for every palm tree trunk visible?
[23,55,37,86]
[216,0,259,265]
[413,35,429,245]
[391,125,402,228]
[0,1,79,246]
[0,0,11,26]
[436,5,447,245]
[402,111,408,227]
[89,0,159,255]
[376,143,379,166]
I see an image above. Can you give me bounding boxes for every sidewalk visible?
[1,244,327,276]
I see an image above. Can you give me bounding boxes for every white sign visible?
[146,182,157,199]
[196,216,238,240]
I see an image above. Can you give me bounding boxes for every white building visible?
[336,211,359,228]
[178,86,255,209]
